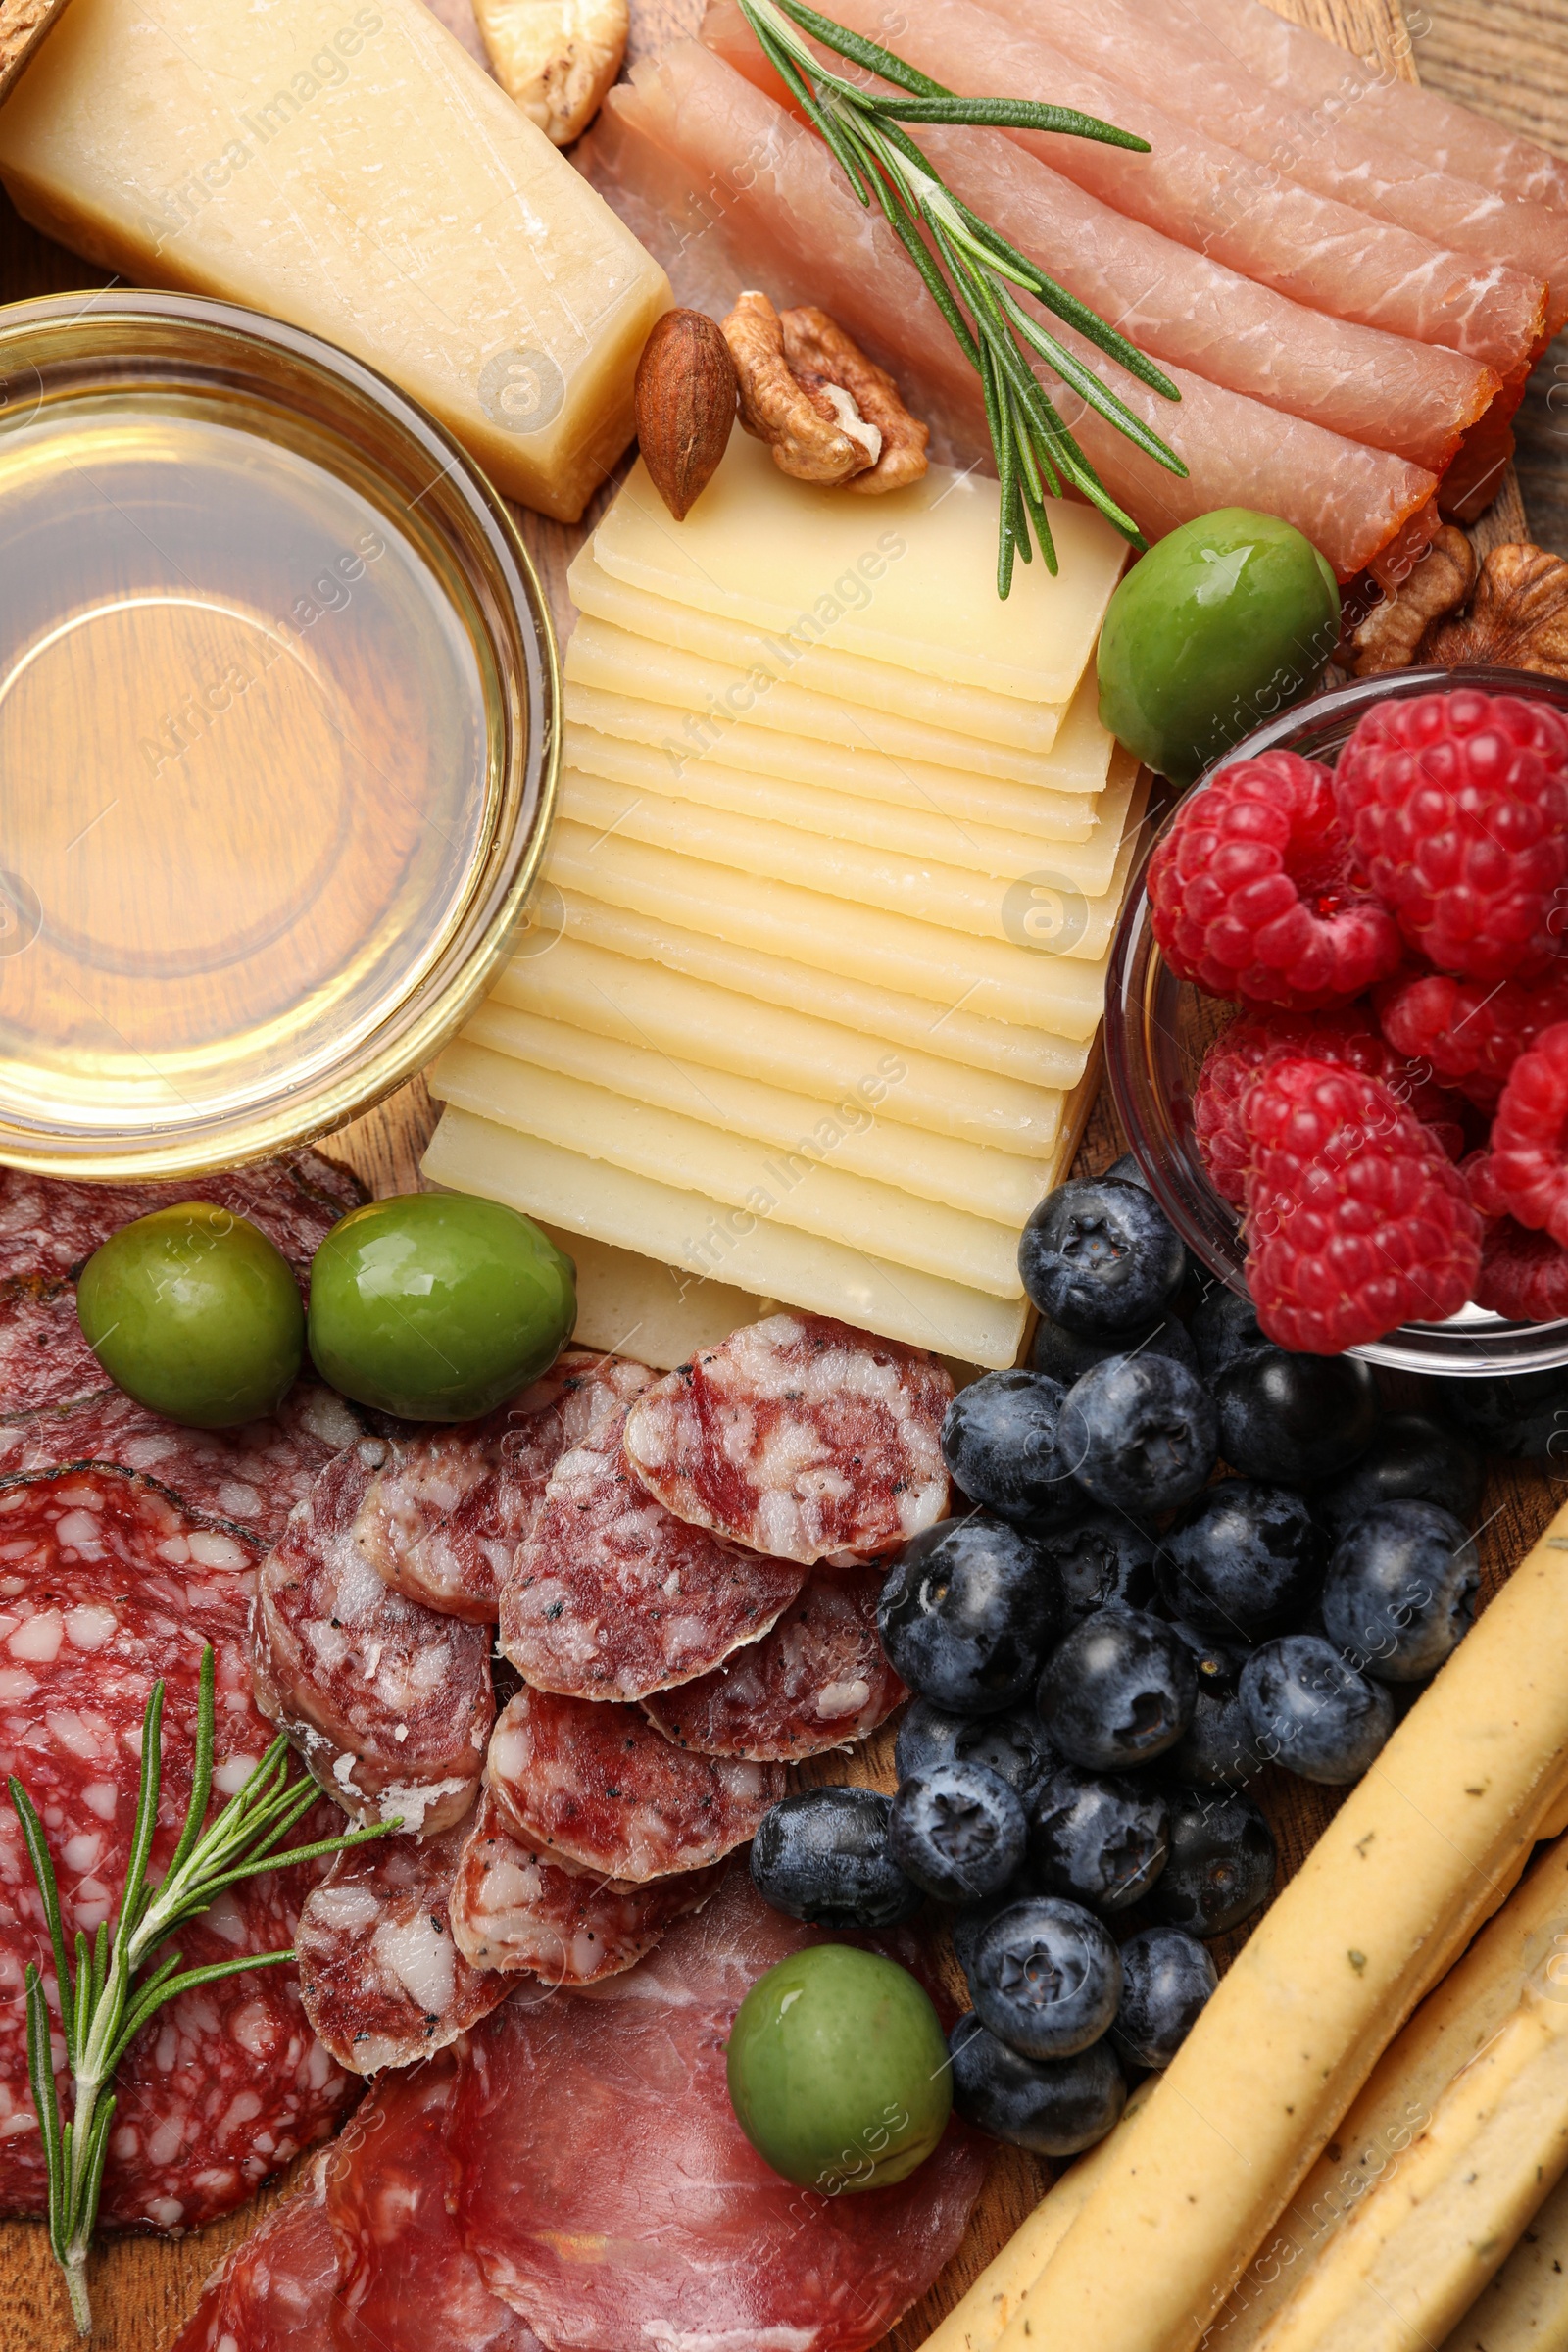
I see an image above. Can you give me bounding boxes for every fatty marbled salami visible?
[642,1566,905,1759]
[622,1314,953,1565]
[353,1351,654,1622]
[485,1686,784,1882]
[499,1407,806,1701]
[449,1788,722,1984]
[0,1279,114,1417]
[252,1442,494,1837]
[298,1819,509,2073]
[0,1149,366,1285]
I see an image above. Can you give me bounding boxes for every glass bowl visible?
[0,289,559,1180]
[1104,663,1568,1376]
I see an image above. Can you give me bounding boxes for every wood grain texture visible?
[0,0,1564,2342]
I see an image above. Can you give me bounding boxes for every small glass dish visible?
[0,289,559,1180]
[1104,663,1568,1376]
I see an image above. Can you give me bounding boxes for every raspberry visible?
[1488,1021,1568,1246]
[1240,1057,1482,1353]
[1375,969,1568,1099]
[1147,750,1402,1009]
[1194,1004,1467,1207]
[1333,688,1568,981]
[1460,1149,1512,1221]
[1476,1217,1568,1323]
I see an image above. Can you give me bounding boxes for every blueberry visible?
[894,1699,1057,1804]
[750,1788,922,1929]
[1019,1180,1186,1334]
[1165,1686,1264,1788]
[1111,1925,1218,2069]
[1038,1608,1198,1770]
[1031,1311,1198,1387]
[1144,1787,1276,1936]
[941,1371,1084,1529]
[1240,1634,1396,1783]
[1026,1511,1160,1625]
[1059,1354,1218,1515]
[1215,1350,1380,1483]
[1321,1501,1479,1682]
[1027,1766,1169,1914]
[950,2009,1126,2155]
[1158,1480,1325,1644]
[889,1761,1029,1904]
[952,1892,1014,1984]
[1161,1615,1249,1691]
[879,1519,1061,1715]
[1444,1367,1568,1462]
[1103,1151,1152,1192]
[1190,1282,1267,1380]
[1317,1413,1484,1534]
[969,1894,1122,2059]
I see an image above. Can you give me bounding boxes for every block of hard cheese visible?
[423,1106,1033,1365]
[589,434,1128,698]
[978,1508,1568,2352]
[536,1222,769,1370]
[0,0,668,519]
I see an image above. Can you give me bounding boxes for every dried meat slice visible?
[449,1788,723,1984]
[169,2160,340,2352]
[486,1687,784,1882]
[499,1407,806,1701]
[252,1442,494,1838]
[622,1312,953,1567]
[450,1866,988,2352]
[0,1149,366,1286]
[0,1278,113,1418]
[297,1820,510,2073]
[353,1350,654,1622]
[642,1566,904,1760]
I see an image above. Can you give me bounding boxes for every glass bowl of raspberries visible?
[1105,665,1568,1373]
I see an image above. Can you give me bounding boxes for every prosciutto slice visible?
[450,1866,988,2352]
[169,2162,339,2352]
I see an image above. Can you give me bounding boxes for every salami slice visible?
[325,2051,542,2352]
[0,1148,366,1286]
[450,1866,988,2352]
[486,1687,784,1883]
[297,1820,509,2073]
[622,1314,954,1566]
[449,1788,723,1984]
[499,1407,807,1702]
[641,1566,905,1760]
[0,1279,113,1418]
[0,1381,363,1548]
[353,1351,654,1622]
[169,2160,339,2352]
[252,1443,494,1837]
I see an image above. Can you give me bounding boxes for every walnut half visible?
[720,291,928,494]
[1349,533,1568,682]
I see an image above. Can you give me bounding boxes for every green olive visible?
[1097,508,1341,788]
[307,1191,575,1421]
[76,1204,305,1430]
[726,1943,952,2192]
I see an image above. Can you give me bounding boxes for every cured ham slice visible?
[297,1820,509,2073]
[586,45,1444,578]
[252,1441,494,1837]
[352,1349,654,1622]
[450,1867,988,2352]
[642,1565,905,1759]
[622,1312,952,1565]
[500,1404,806,1700]
[486,1686,785,1881]
[0,1149,365,1286]
[0,1280,107,1416]
[449,1788,723,1983]
[169,2161,339,2352]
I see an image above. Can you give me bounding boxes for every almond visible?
[634,309,737,521]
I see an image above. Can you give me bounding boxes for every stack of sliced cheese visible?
[424,432,1146,1369]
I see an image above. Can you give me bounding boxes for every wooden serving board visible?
[0,0,1564,2343]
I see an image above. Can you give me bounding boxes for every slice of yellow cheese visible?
[589,436,1127,699]
[492,935,1066,1152]
[426,1043,1027,1296]
[564,724,1140,892]
[422,1106,1034,1365]
[535,1222,769,1370]
[454,1003,1054,1224]
[566,546,1067,754]
[564,616,1109,791]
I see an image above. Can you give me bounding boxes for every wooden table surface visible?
[2,0,1567,2344]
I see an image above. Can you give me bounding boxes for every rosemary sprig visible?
[735,0,1190,595]
[10,1647,394,2335]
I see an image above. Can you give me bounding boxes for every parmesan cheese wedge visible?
[422,1106,1036,1365]
[566,546,1068,754]
[426,1043,1026,1295]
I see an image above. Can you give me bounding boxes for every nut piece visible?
[635,310,737,522]
[1348,525,1476,677]
[474,0,628,146]
[780,306,930,494]
[1425,543,1568,680]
